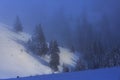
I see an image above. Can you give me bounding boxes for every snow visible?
[59,47,78,71]
[0,24,119,80]
[59,47,78,67]
[0,23,52,79]
[43,47,78,72]
[0,23,78,79]
[4,67,120,80]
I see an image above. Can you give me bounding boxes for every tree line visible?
[14,16,60,72]
[13,10,120,73]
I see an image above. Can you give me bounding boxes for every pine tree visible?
[31,24,48,56]
[76,10,94,53]
[91,36,105,69]
[63,64,69,72]
[49,40,60,72]
[100,14,111,50]
[75,57,86,71]
[52,8,72,48]
[105,48,120,67]
[70,45,75,53]
[14,16,23,32]
[76,10,95,69]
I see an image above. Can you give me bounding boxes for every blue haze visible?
[0,0,120,47]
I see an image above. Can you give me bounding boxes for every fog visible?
[0,0,120,50]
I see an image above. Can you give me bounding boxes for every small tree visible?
[75,57,86,71]
[70,45,75,53]
[49,40,60,72]
[14,16,23,32]
[63,64,69,72]
[31,24,48,56]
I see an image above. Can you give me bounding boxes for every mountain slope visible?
[0,24,52,79]
[0,23,78,79]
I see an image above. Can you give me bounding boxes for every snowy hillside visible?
[0,23,52,79]
[4,67,120,80]
[0,23,77,79]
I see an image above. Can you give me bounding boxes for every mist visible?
[0,0,120,50]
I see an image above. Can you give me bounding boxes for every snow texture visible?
[0,23,51,79]
[4,67,120,80]
[0,23,78,79]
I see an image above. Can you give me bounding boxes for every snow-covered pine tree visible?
[14,16,23,32]
[49,40,60,72]
[31,24,48,56]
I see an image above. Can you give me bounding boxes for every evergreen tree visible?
[63,64,69,72]
[105,48,120,67]
[75,57,86,71]
[31,24,48,56]
[76,10,95,69]
[100,14,111,50]
[49,40,60,72]
[92,38,105,68]
[14,16,23,32]
[70,45,75,53]
[76,10,94,53]
[51,8,72,48]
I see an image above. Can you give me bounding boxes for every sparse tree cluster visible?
[27,24,60,72]
[75,11,120,70]
[29,24,48,56]
[13,8,120,73]
[104,48,120,67]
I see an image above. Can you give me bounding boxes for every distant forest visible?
[13,7,120,72]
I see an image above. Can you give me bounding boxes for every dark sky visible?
[0,0,119,33]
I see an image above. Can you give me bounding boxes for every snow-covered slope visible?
[0,23,78,79]
[59,47,78,71]
[5,67,120,80]
[0,24,52,79]
[43,47,78,72]
[59,47,78,67]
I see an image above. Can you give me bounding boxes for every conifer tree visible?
[31,24,48,56]
[49,40,60,72]
[14,16,23,32]
[63,64,69,72]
